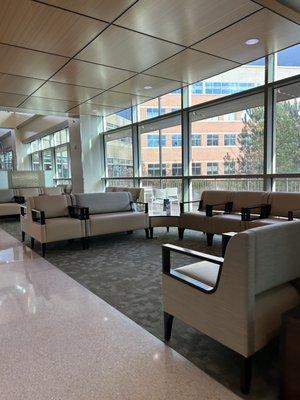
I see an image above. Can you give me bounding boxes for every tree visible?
[224,100,300,174]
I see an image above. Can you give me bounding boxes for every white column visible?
[11,129,31,170]
[68,118,84,193]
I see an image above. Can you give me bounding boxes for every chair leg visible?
[241,356,252,394]
[207,233,214,246]
[166,226,170,232]
[149,227,154,239]
[41,243,46,257]
[145,228,150,239]
[30,237,35,249]
[178,227,185,240]
[127,230,133,234]
[164,312,174,341]
[21,231,25,242]
[81,237,86,250]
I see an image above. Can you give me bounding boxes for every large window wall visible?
[28,128,71,185]
[101,45,299,213]
[0,150,13,170]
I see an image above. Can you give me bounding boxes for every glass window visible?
[192,162,201,175]
[54,129,69,146]
[224,161,235,174]
[147,134,159,147]
[41,135,53,150]
[147,108,159,119]
[30,140,40,153]
[0,150,13,170]
[207,162,218,175]
[224,113,236,121]
[147,163,166,177]
[42,149,53,171]
[190,92,264,175]
[105,129,133,178]
[207,134,219,146]
[105,108,132,131]
[274,82,300,174]
[31,152,41,170]
[192,134,201,146]
[138,98,159,121]
[172,163,182,176]
[224,134,236,146]
[159,90,181,116]
[274,44,300,82]
[189,58,265,106]
[172,134,182,147]
[273,178,300,193]
[55,145,70,179]
[140,130,159,176]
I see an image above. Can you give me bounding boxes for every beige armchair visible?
[162,221,300,393]
[21,195,86,257]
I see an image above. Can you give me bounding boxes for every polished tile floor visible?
[0,228,241,400]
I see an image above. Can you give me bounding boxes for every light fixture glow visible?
[143,85,152,90]
[245,38,259,46]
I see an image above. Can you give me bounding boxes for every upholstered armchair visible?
[21,195,87,256]
[0,189,21,217]
[162,221,300,393]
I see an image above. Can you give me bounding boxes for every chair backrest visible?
[73,192,132,214]
[225,221,300,295]
[0,189,14,204]
[105,186,141,202]
[153,188,167,199]
[18,187,41,199]
[42,186,64,196]
[30,195,71,218]
[268,192,300,217]
[201,190,231,209]
[230,191,269,212]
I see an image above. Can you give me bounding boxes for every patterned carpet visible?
[0,218,279,399]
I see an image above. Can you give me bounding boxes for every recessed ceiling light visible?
[245,38,259,46]
[143,85,152,90]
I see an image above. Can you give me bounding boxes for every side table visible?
[149,215,180,238]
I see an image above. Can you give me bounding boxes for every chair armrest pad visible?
[131,201,148,213]
[206,201,233,217]
[241,204,271,221]
[180,200,202,213]
[14,196,25,204]
[31,208,45,225]
[20,204,27,216]
[68,205,89,220]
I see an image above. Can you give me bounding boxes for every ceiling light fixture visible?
[245,38,259,46]
[143,85,152,90]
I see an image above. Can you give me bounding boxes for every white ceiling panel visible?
[116,0,261,46]
[50,60,135,89]
[0,74,44,95]
[145,49,239,84]
[0,92,27,107]
[69,103,123,117]
[77,25,183,72]
[87,91,150,108]
[20,96,79,112]
[34,81,101,102]
[193,9,300,64]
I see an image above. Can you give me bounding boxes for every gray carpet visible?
[0,218,279,399]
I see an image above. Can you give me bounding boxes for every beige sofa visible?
[21,195,86,256]
[162,221,300,393]
[179,190,299,245]
[72,192,149,246]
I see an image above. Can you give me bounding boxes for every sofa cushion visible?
[248,217,289,229]
[33,195,70,218]
[88,211,148,236]
[269,192,300,218]
[45,217,83,242]
[175,261,219,288]
[74,192,132,214]
[201,190,231,210]
[105,186,141,202]
[0,202,20,216]
[230,191,269,213]
[180,211,208,232]
[0,189,14,204]
[208,213,245,234]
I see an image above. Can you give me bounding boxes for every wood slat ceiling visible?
[0,0,298,117]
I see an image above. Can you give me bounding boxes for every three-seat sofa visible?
[179,190,300,245]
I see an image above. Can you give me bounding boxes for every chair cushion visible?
[45,217,83,242]
[180,211,207,231]
[209,213,244,234]
[0,189,14,204]
[230,191,269,213]
[175,261,220,288]
[269,192,300,218]
[88,211,148,236]
[248,217,289,229]
[33,195,70,218]
[74,192,132,214]
[0,202,20,216]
